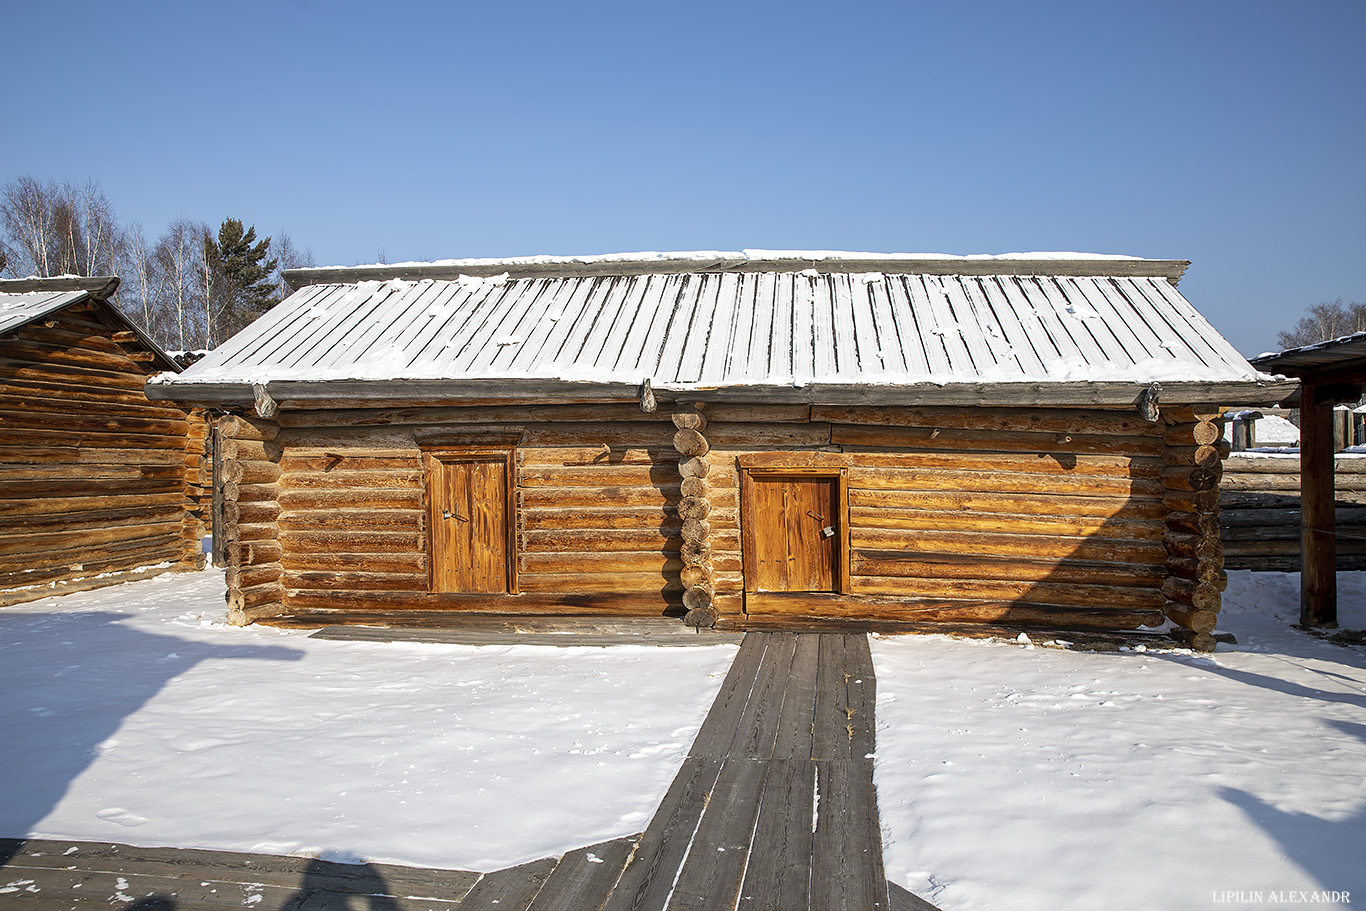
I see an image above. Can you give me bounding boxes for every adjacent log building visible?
[148,253,1295,648]
[1,276,208,605]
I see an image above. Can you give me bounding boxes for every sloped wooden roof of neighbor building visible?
[0,276,180,372]
[149,251,1295,409]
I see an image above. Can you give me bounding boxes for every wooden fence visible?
[1220,454,1366,571]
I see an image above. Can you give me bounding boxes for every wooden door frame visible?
[422,447,519,595]
[738,452,851,603]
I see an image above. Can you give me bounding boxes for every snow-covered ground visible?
[2,568,1363,910]
[0,570,736,870]
[874,572,1366,910]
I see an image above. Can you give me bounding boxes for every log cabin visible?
[147,252,1296,649]
[1,276,209,605]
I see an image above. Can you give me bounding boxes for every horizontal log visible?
[272,591,685,615]
[281,552,424,574]
[225,460,283,485]
[0,520,186,557]
[672,427,709,456]
[681,564,712,588]
[680,476,708,498]
[520,528,683,551]
[226,501,284,526]
[1162,406,1224,424]
[520,506,682,530]
[218,438,283,462]
[706,423,832,448]
[1168,628,1217,652]
[0,532,184,575]
[681,540,711,565]
[1219,524,1302,543]
[746,591,1165,630]
[832,424,1166,458]
[228,580,286,611]
[1164,532,1223,561]
[518,445,677,468]
[0,337,154,373]
[277,449,418,472]
[226,562,283,590]
[845,449,1162,478]
[0,444,188,467]
[852,465,1164,498]
[0,491,186,518]
[811,405,1162,437]
[517,465,682,488]
[219,414,279,441]
[0,375,175,410]
[275,402,676,429]
[707,403,811,423]
[681,517,710,542]
[278,530,422,554]
[1,356,150,390]
[224,482,281,505]
[0,463,184,483]
[226,539,284,567]
[1162,576,1219,611]
[1160,465,1221,492]
[1225,455,1366,475]
[677,496,711,520]
[0,408,189,437]
[1165,555,1223,583]
[1166,511,1221,536]
[283,570,428,592]
[682,586,713,611]
[1221,539,1366,556]
[678,455,710,479]
[519,485,680,509]
[849,506,1162,541]
[1163,445,1221,468]
[1162,489,1219,513]
[0,476,184,501]
[853,575,1164,610]
[520,551,683,574]
[278,489,422,511]
[851,551,1167,588]
[1163,421,1220,446]
[0,391,191,422]
[0,427,189,451]
[4,504,186,532]
[671,411,707,431]
[851,527,1167,565]
[849,487,1167,520]
[281,469,423,490]
[228,599,287,625]
[517,572,685,594]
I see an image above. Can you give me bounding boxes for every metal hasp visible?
[1252,334,1366,628]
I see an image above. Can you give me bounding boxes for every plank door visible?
[429,454,511,594]
[746,475,838,592]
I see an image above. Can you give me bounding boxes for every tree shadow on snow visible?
[1218,786,1366,897]
[0,610,301,866]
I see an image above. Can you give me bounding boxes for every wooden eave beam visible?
[144,376,1299,411]
[0,276,121,298]
[284,258,1192,290]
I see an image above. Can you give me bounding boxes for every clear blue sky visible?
[6,0,1362,356]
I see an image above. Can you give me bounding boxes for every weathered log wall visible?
[0,305,204,605]
[224,401,1219,645]
[1220,453,1366,572]
[707,405,1173,633]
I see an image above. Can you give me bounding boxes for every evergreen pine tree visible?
[206,218,279,343]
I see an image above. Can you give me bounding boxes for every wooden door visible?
[746,475,838,592]
[429,454,510,594]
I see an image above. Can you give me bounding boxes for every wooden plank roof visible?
[0,276,180,373]
[153,253,1294,408]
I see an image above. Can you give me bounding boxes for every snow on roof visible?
[0,289,95,337]
[160,254,1274,401]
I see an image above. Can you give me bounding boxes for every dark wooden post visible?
[1300,384,1336,627]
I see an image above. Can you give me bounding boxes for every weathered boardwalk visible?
[0,632,938,910]
[603,631,902,911]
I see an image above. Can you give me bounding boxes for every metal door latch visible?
[822,526,835,538]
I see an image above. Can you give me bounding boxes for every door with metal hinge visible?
[428,452,511,594]
[746,475,838,592]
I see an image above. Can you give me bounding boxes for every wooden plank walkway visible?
[602,631,934,911]
[0,632,940,911]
